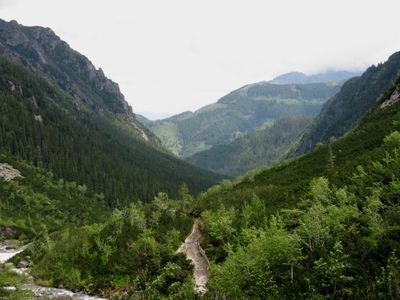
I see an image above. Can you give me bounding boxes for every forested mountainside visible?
[188,117,312,176]
[269,70,360,85]
[0,19,159,147]
[195,76,400,298]
[1,17,400,300]
[147,81,342,158]
[0,19,223,204]
[21,69,400,299]
[0,152,109,236]
[291,51,400,156]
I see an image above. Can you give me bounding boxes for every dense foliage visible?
[2,18,400,300]
[30,192,197,299]
[0,56,223,205]
[0,152,108,237]
[20,80,400,299]
[204,135,400,298]
[148,81,341,157]
[188,117,311,176]
[292,51,400,156]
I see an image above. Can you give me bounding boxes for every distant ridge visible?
[269,70,361,85]
[290,51,400,156]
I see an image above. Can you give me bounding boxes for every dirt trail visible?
[177,221,209,294]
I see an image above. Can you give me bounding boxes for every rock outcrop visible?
[0,163,21,181]
[0,18,161,147]
[381,84,400,108]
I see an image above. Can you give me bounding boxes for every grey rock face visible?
[0,18,161,147]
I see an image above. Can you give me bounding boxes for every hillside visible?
[194,75,400,298]
[0,19,160,148]
[198,77,400,215]
[0,152,109,237]
[21,69,400,299]
[148,81,342,158]
[291,51,400,156]
[0,19,224,204]
[269,70,360,85]
[188,117,312,176]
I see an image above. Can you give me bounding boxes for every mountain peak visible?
[0,18,161,146]
[270,70,361,85]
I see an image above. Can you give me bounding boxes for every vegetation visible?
[2,18,400,300]
[30,192,197,298]
[17,77,400,299]
[188,117,312,176]
[0,53,223,206]
[148,81,342,157]
[0,152,108,237]
[291,51,400,156]
[0,264,33,300]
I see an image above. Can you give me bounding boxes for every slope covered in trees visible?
[0,152,109,237]
[147,81,342,158]
[188,117,312,176]
[20,73,400,299]
[1,17,400,300]
[195,77,400,298]
[291,51,400,156]
[0,20,223,204]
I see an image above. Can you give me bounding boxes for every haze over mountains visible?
[290,52,400,156]
[140,69,360,175]
[1,16,400,300]
[269,70,361,85]
[145,80,344,158]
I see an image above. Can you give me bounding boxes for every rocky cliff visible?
[0,19,160,147]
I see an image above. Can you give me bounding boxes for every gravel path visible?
[177,222,209,294]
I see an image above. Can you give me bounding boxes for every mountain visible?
[0,19,160,148]
[290,51,400,156]
[148,81,342,158]
[136,114,153,126]
[0,152,109,236]
[0,19,223,204]
[187,117,312,176]
[269,70,361,85]
[195,74,400,298]
[26,67,400,299]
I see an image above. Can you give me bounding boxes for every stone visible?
[5,80,16,92]
[17,259,29,268]
[0,163,21,181]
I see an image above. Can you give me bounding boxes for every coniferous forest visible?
[1,16,400,300]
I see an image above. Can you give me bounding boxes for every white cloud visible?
[2,0,400,115]
[0,0,18,7]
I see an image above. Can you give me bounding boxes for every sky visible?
[1,0,400,119]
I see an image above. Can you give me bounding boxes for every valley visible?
[1,16,400,300]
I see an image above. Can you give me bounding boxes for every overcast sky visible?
[2,0,400,119]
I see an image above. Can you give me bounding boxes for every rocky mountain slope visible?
[0,19,159,147]
[147,81,342,158]
[0,19,223,203]
[290,51,400,156]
